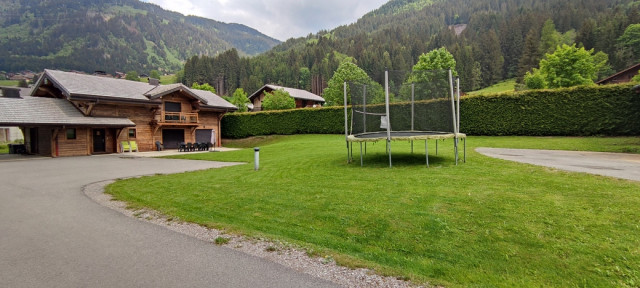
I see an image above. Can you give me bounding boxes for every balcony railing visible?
[161,112,199,124]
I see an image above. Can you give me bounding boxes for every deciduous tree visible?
[262,89,295,110]
[525,44,606,89]
[230,88,250,112]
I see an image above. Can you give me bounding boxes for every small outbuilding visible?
[597,63,640,85]
[248,84,324,111]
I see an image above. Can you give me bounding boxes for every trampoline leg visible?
[454,138,459,166]
[464,138,467,163]
[365,142,367,155]
[360,142,363,167]
[436,140,439,155]
[387,139,392,168]
[425,140,429,168]
[411,140,414,154]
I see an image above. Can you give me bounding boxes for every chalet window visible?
[164,102,181,121]
[164,102,181,112]
[66,128,76,140]
[128,128,136,138]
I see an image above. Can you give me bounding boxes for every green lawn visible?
[0,144,8,154]
[106,135,640,287]
[468,79,516,95]
[0,80,20,86]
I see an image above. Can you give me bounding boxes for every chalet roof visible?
[0,95,135,127]
[36,69,236,110]
[191,89,238,110]
[597,62,640,85]
[249,84,325,103]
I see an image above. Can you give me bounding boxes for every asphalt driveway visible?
[0,155,339,288]
[476,148,640,182]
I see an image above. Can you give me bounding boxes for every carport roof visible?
[0,95,135,127]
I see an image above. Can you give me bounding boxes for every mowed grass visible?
[468,79,516,95]
[0,80,20,86]
[106,135,640,287]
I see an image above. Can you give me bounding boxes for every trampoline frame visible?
[344,69,466,167]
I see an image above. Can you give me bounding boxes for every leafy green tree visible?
[191,83,216,94]
[262,89,295,110]
[125,71,139,81]
[523,68,547,89]
[323,61,372,106]
[617,24,640,62]
[230,88,250,112]
[149,70,161,80]
[411,47,457,76]
[525,44,605,89]
[633,72,640,83]
[174,69,185,84]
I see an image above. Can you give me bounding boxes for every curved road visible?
[0,155,339,288]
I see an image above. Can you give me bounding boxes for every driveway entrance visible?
[0,156,338,288]
[477,148,640,182]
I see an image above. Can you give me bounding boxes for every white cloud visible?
[144,0,388,41]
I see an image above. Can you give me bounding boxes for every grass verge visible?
[468,79,516,95]
[106,135,640,287]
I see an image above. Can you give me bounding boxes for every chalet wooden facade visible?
[249,84,325,111]
[0,70,236,157]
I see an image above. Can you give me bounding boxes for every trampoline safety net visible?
[348,69,455,136]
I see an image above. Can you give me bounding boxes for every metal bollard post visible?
[254,147,260,171]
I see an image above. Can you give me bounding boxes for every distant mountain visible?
[0,0,280,74]
[185,0,640,95]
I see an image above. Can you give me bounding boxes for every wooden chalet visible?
[0,69,237,157]
[597,62,640,85]
[248,84,325,111]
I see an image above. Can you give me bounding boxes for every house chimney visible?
[149,78,160,86]
[1,87,21,98]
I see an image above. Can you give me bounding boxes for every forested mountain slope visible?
[0,0,280,73]
[184,0,640,95]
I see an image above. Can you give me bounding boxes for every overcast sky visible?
[143,0,389,41]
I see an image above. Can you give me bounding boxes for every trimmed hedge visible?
[462,84,640,136]
[222,107,346,139]
[222,84,640,138]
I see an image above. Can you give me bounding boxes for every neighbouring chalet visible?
[0,69,237,157]
[248,84,325,111]
[597,62,640,85]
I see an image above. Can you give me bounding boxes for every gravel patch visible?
[85,180,434,288]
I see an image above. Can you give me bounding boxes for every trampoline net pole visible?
[385,69,392,168]
[343,81,351,163]
[363,84,367,133]
[448,69,459,165]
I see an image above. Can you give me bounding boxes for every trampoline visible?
[343,69,466,167]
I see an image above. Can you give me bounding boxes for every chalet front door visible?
[93,129,106,153]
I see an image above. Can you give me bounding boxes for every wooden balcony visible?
[161,112,199,125]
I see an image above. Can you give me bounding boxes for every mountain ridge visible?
[0,0,280,74]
